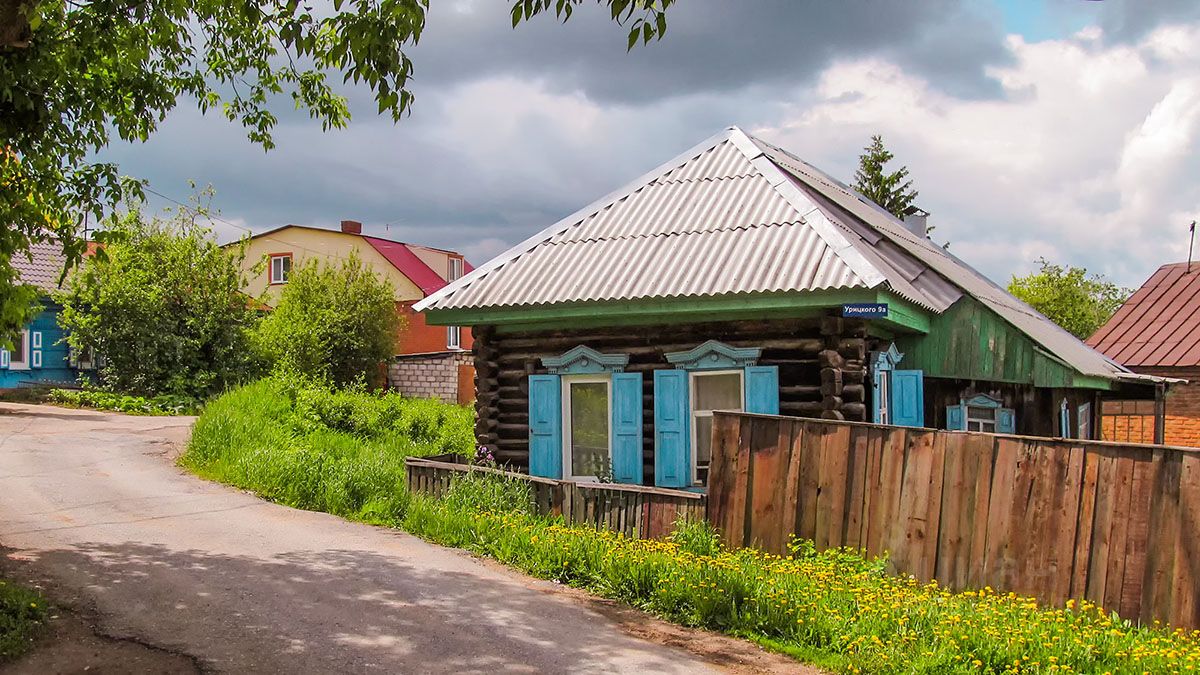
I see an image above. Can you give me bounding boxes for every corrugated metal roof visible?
[417,127,1155,384]
[12,242,68,293]
[747,136,1133,381]
[420,130,947,313]
[1088,262,1200,368]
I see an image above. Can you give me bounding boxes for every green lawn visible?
[0,579,47,661]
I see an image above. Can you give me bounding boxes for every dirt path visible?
[0,404,814,674]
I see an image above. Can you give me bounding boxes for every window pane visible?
[570,382,609,477]
[10,333,24,362]
[695,415,713,467]
[967,406,996,420]
[694,373,742,411]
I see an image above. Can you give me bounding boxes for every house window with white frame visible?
[689,369,744,485]
[966,404,999,432]
[7,329,29,371]
[269,254,292,284]
[446,257,464,349]
[562,375,611,480]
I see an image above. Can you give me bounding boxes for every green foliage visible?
[852,135,920,220]
[254,253,400,387]
[181,373,473,524]
[402,501,1199,675]
[440,472,535,517]
[1008,258,1131,339]
[0,0,673,352]
[0,578,47,661]
[668,518,722,557]
[47,388,197,415]
[55,195,260,398]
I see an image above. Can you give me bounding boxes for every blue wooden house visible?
[415,127,1168,489]
[0,242,89,388]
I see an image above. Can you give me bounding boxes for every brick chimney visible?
[340,219,362,235]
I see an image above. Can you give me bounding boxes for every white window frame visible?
[269,254,292,284]
[876,371,891,425]
[448,257,464,282]
[689,369,744,486]
[8,329,30,371]
[966,404,998,433]
[561,374,612,482]
[447,325,462,350]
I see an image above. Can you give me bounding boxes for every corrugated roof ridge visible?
[542,219,806,246]
[416,127,764,312]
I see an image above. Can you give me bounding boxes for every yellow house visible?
[235,220,474,402]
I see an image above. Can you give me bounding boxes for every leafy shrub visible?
[56,197,262,398]
[48,388,198,415]
[402,500,1200,675]
[253,253,400,387]
[0,579,47,661]
[181,373,472,524]
[669,518,722,558]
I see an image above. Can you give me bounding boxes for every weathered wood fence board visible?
[709,411,1200,629]
[405,456,705,540]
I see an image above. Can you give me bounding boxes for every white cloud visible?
[758,23,1200,287]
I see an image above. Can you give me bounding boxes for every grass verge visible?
[180,373,473,524]
[47,389,198,415]
[0,579,47,662]
[403,475,1200,675]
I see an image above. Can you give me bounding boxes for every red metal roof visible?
[362,236,448,296]
[1087,262,1200,368]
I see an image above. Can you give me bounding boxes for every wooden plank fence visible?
[405,456,706,540]
[708,411,1200,629]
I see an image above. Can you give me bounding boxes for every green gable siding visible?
[895,297,1113,390]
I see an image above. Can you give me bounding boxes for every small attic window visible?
[270,254,292,284]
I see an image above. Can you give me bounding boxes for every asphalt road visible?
[0,403,744,674]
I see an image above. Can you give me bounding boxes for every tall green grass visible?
[181,374,473,523]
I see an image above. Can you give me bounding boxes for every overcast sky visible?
[100,0,1200,287]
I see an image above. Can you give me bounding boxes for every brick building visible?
[233,220,474,403]
[1088,262,1200,446]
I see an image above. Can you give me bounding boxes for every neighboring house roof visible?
[1088,262,1200,368]
[417,126,1153,385]
[237,224,464,298]
[12,241,68,293]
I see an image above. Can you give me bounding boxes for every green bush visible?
[181,373,472,524]
[0,579,46,661]
[253,253,400,387]
[48,388,198,415]
[56,197,262,398]
[401,498,1200,675]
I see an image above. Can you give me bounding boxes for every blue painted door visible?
[653,369,690,488]
[743,365,779,415]
[610,372,644,484]
[998,408,1016,435]
[890,370,925,428]
[528,374,562,479]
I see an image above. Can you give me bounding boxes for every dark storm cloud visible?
[406,0,1009,103]
[1093,0,1200,41]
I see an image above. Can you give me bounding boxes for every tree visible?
[254,253,400,387]
[0,0,674,347]
[1007,258,1131,340]
[853,135,920,219]
[56,196,261,398]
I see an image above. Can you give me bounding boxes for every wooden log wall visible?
[472,317,868,479]
[707,411,1200,629]
[405,457,706,540]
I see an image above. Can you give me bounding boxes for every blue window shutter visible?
[611,372,644,484]
[890,370,925,428]
[653,369,690,488]
[528,374,562,479]
[946,404,965,430]
[744,365,780,415]
[1059,401,1071,438]
[998,408,1016,434]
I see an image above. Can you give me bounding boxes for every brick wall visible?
[394,301,473,355]
[387,351,474,404]
[1101,368,1200,447]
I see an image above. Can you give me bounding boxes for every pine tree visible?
[853,135,920,219]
